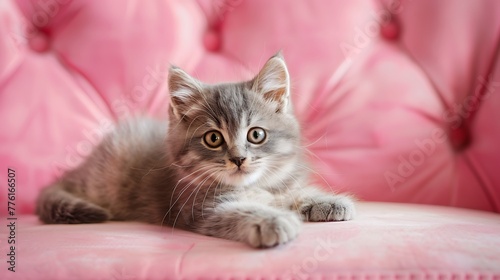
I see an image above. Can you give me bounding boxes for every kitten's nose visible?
[229,157,246,167]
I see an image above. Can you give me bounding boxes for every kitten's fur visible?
[37,53,355,248]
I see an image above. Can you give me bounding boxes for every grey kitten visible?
[37,53,355,248]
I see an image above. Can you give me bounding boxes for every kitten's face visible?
[168,54,301,188]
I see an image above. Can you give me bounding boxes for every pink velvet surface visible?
[1,0,500,215]
[1,202,500,279]
[1,0,500,279]
[1,0,500,214]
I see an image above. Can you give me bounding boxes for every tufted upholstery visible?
[1,0,500,279]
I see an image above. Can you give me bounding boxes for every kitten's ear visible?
[251,52,291,113]
[168,66,202,119]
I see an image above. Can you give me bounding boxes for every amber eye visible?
[247,127,267,144]
[203,131,224,148]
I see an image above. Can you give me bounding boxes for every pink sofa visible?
[1,0,500,279]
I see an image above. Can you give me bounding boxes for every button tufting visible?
[204,29,221,52]
[29,32,50,52]
[449,123,471,151]
[380,18,400,40]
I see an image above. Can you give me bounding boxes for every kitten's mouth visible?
[232,168,249,175]
[223,166,263,187]
[228,166,255,179]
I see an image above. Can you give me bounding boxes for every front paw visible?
[300,195,355,222]
[245,212,301,248]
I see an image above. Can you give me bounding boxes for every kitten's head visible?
[167,53,302,189]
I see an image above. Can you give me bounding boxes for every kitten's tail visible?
[36,183,111,224]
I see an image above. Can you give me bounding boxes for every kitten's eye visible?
[203,131,225,148]
[247,127,267,144]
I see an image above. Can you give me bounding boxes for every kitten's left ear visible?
[251,52,291,113]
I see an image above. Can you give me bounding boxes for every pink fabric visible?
[1,202,500,279]
[1,1,500,278]
[1,0,500,214]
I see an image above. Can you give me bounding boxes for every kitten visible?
[36,53,355,248]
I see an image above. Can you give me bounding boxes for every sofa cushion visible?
[1,1,499,215]
[1,202,499,279]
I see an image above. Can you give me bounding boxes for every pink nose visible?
[229,157,246,167]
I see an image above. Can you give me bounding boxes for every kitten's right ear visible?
[168,66,203,119]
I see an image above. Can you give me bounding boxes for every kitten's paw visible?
[246,212,301,248]
[70,202,111,224]
[49,201,111,224]
[300,195,355,222]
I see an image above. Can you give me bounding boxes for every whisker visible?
[170,169,214,232]
[296,146,331,169]
[161,166,213,228]
[201,173,222,219]
[197,93,219,123]
[183,117,205,149]
[190,173,214,220]
[212,174,225,210]
[172,106,200,129]
[299,133,328,148]
[293,163,336,192]
[186,123,207,147]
